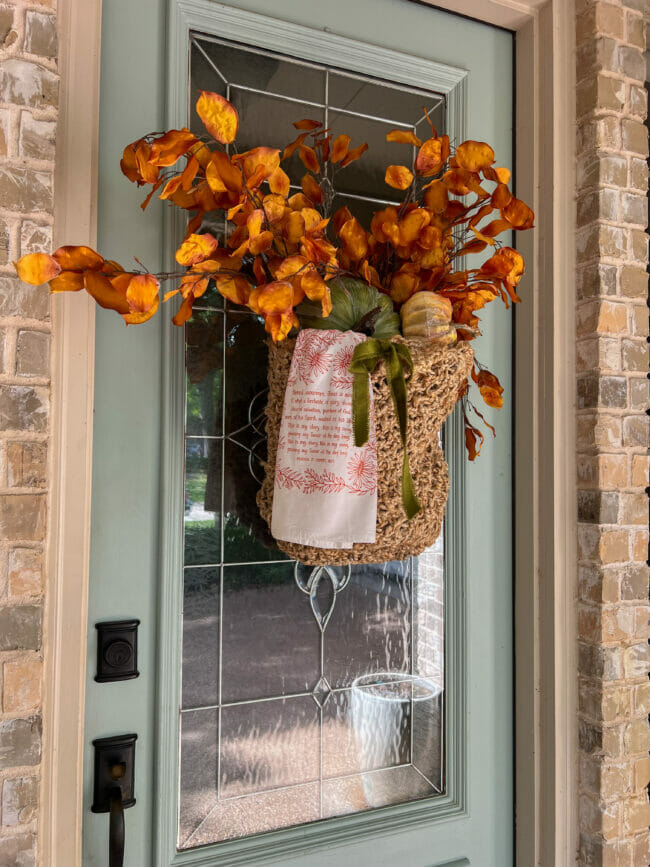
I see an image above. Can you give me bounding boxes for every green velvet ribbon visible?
[348,338,421,520]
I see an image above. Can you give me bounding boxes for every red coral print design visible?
[302,468,347,494]
[331,343,356,389]
[346,448,378,495]
[275,466,303,490]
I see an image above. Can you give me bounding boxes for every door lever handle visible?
[91,734,137,867]
[109,763,126,867]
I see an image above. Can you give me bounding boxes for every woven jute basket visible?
[257,338,474,566]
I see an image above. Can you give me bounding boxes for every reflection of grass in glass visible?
[185,473,205,503]
[184,516,284,573]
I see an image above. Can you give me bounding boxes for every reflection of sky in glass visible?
[179,35,446,849]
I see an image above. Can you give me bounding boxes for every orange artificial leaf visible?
[332,205,353,235]
[15,253,60,284]
[301,173,323,204]
[268,167,290,197]
[286,211,306,245]
[330,134,351,164]
[399,208,430,245]
[49,271,84,292]
[249,280,294,315]
[176,233,219,266]
[206,150,242,194]
[455,140,495,173]
[386,129,422,147]
[123,294,159,326]
[126,274,159,314]
[495,167,511,184]
[415,135,449,177]
[263,310,300,342]
[84,271,130,314]
[423,180,449,214]
[134,142,159,184]
[180,155,200,190]
[300,270,332,317]
[464,422,484,461]
[282,132,310,160]
[479,219,511,238]
[159,177,183,200]
[475,368,504,409]
[172,295,195,326]
[370,206,398,244]
[293,119,322,130]
[263,194,287,224]
[339,218,368,261]
[249,231,274,255]
[501,196,535,230]
[196,91,239,144]
[274,255,308,280]
[120,142,141,183]
[298,145,319,173]
[149,128,197,166]
[247,209,265,239]
[239,147,281,183]
[389,267,419,304]
[457,239,488,256]
[340,142,368,167]
[491,183,512,209]
[385,165,414,190]
[53,246,104,271]
[215,274,252,306]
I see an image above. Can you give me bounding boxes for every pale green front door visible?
[82,1,514,865]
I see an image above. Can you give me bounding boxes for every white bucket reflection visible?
[350,671,442,808]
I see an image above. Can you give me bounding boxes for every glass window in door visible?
[179,34,447,849]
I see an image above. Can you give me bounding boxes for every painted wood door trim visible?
[45,1,577,865]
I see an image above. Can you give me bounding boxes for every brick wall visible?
[576,2,650,864]
[0,0,56,863]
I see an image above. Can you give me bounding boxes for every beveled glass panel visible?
[221,563,320,703]
[184,438,221,567]
[179,33,447,851]
[220,696,320,798]
[182,567,220,709]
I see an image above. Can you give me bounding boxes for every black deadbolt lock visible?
[95,620,140,683]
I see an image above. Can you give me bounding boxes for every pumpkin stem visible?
[352,305,381,335]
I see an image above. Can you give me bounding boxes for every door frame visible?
[43,0,577,865]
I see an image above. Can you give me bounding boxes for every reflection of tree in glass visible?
[186,309,222,438]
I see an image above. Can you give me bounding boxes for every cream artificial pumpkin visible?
[400,291,457,346]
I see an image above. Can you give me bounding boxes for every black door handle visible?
[91,734,137,867]
[109,764,126,867]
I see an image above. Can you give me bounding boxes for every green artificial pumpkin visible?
[296,277,401,338]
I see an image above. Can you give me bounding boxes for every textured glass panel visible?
[180,34,447,851]
[185,310,223,438]
[220,696,320,798]
[179,709,219,848]
[328,72,444,126]
[324,561,411,689]
[221,563,320,703]
[184,438,221,567]
[182,567,220,709]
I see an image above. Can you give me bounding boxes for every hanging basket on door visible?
[14,91,534,567]
[257,338,474,565]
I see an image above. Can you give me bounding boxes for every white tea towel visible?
[271,329,377,548]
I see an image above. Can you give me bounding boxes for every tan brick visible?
[579,563,620,603]
[628,227,648,261]
[603,606,636,642]
[633,831,650,867]
[0,59,58,110]
[622,118,649,156]
[621,191,647,225]
[623,645,650,683]
[2,659,41,713]
[628,83,648,119]
[24,11,57,59]
[598,454,628,488]
[0,386,48,432]
[0,494,45,541]
[630,304,648,338]
[8,547,42,597]
[6,442,46,488]
[599,529,630,564]
[634,681,650,715]
[629,377,648,411]
[633,756,650,792]
[576,300,628,335]
[623,414,649,448]
[18,111,55,161]
[626,11,646,49]
[628,156,649,191]
[619,492,648,525]
[630,454,648,487]
[577,414,622,450]
[624,796,650,834]
[634,606,649,640]
[631,528,648,562]
[19,220,51,257]
[577,188,618,226]
[1,774,38,826]
[577,3,624,41]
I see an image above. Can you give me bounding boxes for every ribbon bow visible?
[348,338,421,520]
